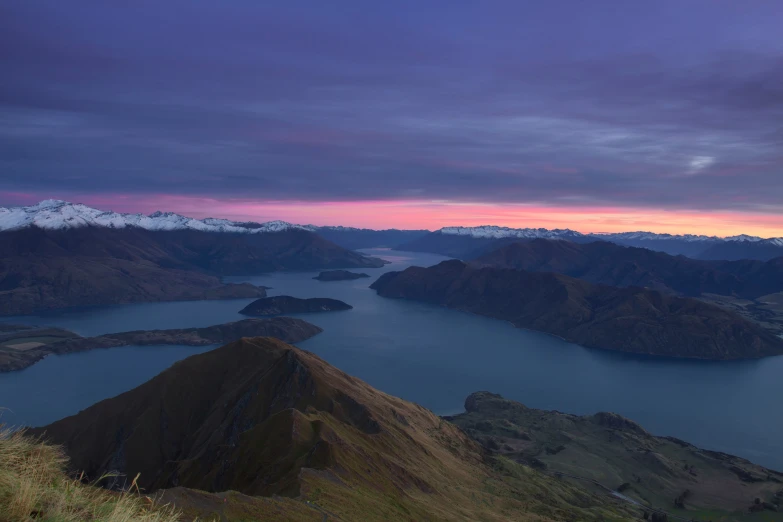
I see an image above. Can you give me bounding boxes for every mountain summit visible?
[32,337,635,521]
[0,200,306,234]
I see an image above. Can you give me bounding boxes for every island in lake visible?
[0,317,322,372]
[313,270,370,281]
[239,295,353,316]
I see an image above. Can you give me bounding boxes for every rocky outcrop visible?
[239,296,352,316]
[371,260,783,360]
[0,318,322,372]
[313,270,370,281]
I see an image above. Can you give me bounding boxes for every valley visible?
[25,336,779,521]
[3,249,783,479]
[6,6,783,519]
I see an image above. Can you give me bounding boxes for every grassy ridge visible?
[0,426,181,522]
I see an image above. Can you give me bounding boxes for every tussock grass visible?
[0,426,182,522]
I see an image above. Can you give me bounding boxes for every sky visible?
[1,1,783,235]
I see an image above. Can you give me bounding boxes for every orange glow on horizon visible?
[4,192,783,238]
[50,194,783,239]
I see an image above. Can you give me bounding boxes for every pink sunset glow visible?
[4,191,783,238]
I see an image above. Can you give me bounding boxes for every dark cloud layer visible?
[1,1,782,212]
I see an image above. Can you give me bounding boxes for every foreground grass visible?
[0,426,181,522]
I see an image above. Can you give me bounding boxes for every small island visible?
[0,317,322,372]
[239,295,352,316]
[313,270,371,281]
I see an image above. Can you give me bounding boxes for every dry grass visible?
[0,426,182,522]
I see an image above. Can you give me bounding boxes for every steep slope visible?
[474,239,783,299]
[0,317,322,372]
[0,225,383,315]
[0,426,180,522]
[33,338,636,521]
[448,392,783,517]
[371,260,783,359]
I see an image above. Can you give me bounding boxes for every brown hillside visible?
[0,226,383,315]
[371,260,783,359]
[33,338,635,521]
[474,238,783,299]
[448,392,783,517]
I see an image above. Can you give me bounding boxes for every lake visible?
[1,248,782,471]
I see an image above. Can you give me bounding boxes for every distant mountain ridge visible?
[0,200,306,234]
[303,225,430,249]
[5,201,782,259]
[0,214,383,315]
[399,226,783,260]
[439,225,782,244]
[474,238,783,300]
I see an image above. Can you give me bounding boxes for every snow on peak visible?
[438,225,584,240]
[594,231,723,242]
[596,231,776,243]
[31,199,70,210]
[436,226,783,245]
[0,200,308,234]
[724,234,764,243]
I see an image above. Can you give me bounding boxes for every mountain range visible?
[3,200,783,260]
[29,336,782,520]
[474,238,783,300]
[304,226,429,250]
[31,337,640,521]
[371,260,783,360]
[0,201,383,315]
[397,226,783,261]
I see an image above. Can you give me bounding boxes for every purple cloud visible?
[1,1,782,214]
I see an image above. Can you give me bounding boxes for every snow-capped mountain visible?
[595,231,723,243]
[439,225,584,240]
[0,200,307,234]
[413,225,783,260]
[594,231,773,243]
[436,226,782,245]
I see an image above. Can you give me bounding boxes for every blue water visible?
[1,248,782,471]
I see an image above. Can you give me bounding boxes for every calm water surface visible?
[1,249,781,471]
